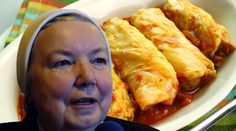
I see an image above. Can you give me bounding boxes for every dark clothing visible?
[0,115,158,131]
[0,114,38,131]
[105,117,158,131]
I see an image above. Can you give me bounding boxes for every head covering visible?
[17,9,112,94]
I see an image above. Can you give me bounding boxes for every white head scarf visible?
[17,9,112,94]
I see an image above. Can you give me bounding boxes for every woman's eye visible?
[54,60,72,67]
[93,58,107,65]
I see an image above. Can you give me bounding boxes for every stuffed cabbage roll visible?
[108,65,134,121]
[163,0,235,67]
[130,8,216,91]
[102,17,178,110]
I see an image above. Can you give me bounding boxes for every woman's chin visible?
[64,109,103,130]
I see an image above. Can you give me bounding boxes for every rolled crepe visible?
[130,8,216,91]
[102,17,178,110]
[163,0,235,66]
[108,65,134,121]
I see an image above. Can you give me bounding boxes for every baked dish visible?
[108,65,134,121]
[163,0,235,67]
[102,17,179,110]
[130,8,216,91]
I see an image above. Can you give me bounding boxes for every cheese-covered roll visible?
[163,0,235,67]
[102,17,178,110]
[108,65,134,121]
[130,8,216,91]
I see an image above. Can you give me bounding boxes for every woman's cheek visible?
[44,72,74,99]
[96,69,112,94]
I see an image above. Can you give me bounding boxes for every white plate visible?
[0,0,235,130]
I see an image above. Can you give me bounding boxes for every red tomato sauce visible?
[132,91,194,125]
[17,92,26,120]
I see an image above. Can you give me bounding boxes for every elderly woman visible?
[0,9,157,131]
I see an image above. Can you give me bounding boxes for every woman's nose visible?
[74,59,96,88]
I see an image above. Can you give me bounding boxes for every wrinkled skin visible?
[28,20,112,131]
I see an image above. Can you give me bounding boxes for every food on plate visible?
[108,65,134,121]
[17,92,25,120]
[163,0,235,67]
[102,17,179,110]
[16,1,235,126]
[130,8,216,91]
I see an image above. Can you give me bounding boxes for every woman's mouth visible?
[70,97,97,105]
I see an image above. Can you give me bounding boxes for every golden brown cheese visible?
[130,8,216,91]
[102,17,178,110]
[163,0,235,67]
[108,65,134,121]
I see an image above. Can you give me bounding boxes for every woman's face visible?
[28,20,112,131]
